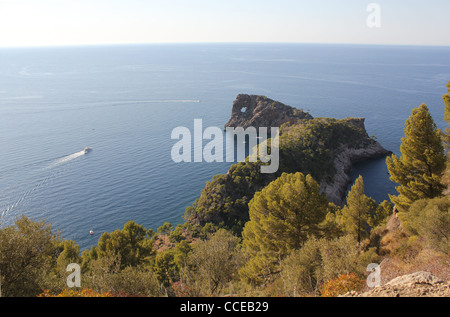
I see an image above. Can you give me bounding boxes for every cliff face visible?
[320,119,392,205]
[225,94,313,129]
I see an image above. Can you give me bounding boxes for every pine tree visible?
[386,104,446,212]
[340,175,376,244]
[444,81,450,123]
[240,172,328,284]
[443,81,450,150]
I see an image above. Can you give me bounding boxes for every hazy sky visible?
[0,0,449,47]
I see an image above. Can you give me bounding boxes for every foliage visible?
[320,273,365,297]
[56,240,81,274]
[153,249,180,288]
[185,160,275,235]
[280,235,378,296]
[184,229,242,296]
[240,172,328,285]
[386,104,446,212]
[83,220,154,269]
[169,224,187,243]
[443,81,450,150]
[184,118,374,234]
[340,176,375,243]
[319,204,344,240]
[157,222,173,235]
[339,176,391,244]
[400,196,450,253]
[0,216,60,297]
[279,118,372,182]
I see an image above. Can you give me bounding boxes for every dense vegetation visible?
[0,82,449,297]
[185,117,375,234]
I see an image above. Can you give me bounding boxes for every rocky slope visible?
[342,272,450,297]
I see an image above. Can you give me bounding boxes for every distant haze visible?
[0,0,449,48]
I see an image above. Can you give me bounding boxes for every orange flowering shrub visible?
[321,273,365,297]
[38,288,112,297]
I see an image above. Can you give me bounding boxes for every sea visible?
[0,43,449,250]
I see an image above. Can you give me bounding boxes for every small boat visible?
[84,147,92,154]
[89,230,94,235]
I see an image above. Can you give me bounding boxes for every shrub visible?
[321,273,365,297]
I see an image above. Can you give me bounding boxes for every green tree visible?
[369,200,393,229]
[153,249,180,288]
[169,224,186,243]
[157,222,173,236]
[0,216,60,297]
[280,235,378,296]
[319,203,344,240]
[56,240,81,274]
[400,196,450,253]
[93,221,154,269]
[443,81,450,150]
[185,229,241,296]
[240,172,328,285]
[386,104,446,212]
[340,175,377,244]
[279,237,323,295]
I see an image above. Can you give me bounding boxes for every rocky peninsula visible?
[186,94,392,231]
[224,94,391,205]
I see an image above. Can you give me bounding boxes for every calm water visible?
[1,43,449,250]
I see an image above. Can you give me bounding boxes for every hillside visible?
[1,91,448,298]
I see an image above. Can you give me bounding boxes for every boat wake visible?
[48,147,92,168]
[0,147,92,223]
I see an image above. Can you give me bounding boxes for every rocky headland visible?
[186,94,392,230]
[225,94,391,205]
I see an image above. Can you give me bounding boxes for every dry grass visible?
[373,214,450,284]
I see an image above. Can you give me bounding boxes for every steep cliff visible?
[319,118,392,205]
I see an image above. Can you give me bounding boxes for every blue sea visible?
[1,43,449,250]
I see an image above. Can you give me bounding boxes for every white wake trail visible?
[52,150,86,166]
[0,148,91,222]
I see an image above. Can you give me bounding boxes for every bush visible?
[280,235,377,296]
[321,273,365,297]
[400,196,450,253]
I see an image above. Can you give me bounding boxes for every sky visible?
[0,0,449,47]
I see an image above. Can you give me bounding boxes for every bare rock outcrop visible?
[342,272,450,297]
[224,94,313,130]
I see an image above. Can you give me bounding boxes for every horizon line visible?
[1,41,450,50]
